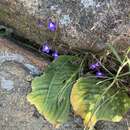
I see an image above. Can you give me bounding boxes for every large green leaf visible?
[71,76,130,128]
[27,55,79,127]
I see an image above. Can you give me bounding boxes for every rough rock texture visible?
[0,0,130,53]
[95,120,128,130]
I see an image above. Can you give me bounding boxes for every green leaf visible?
[27,55,79,127]
[71,76,130,128]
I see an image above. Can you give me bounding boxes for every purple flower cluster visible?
[38,18,58,59]
[40,42,59,60]
[37,19,57,32]
[89,62,100,70]
[89,62,105,78]
[37,19,105,78]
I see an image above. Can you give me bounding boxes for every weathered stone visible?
[95,120,128,130]
[0,38,48,74]
[0,0,130,53]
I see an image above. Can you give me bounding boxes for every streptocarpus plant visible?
[27,45,130,130]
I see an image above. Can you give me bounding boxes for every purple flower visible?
[95,62,100,67]
[96,71,104,78]
[48,21,57,32]
[52,51,59,60]
[89,62,100,70]
[90,64,97,70]
[41,43,50,53]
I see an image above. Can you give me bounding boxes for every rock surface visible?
[0,0,130,53]
[95,120,128,130]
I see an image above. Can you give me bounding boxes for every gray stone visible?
[95,120,128,130]
[0,0,130,53]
